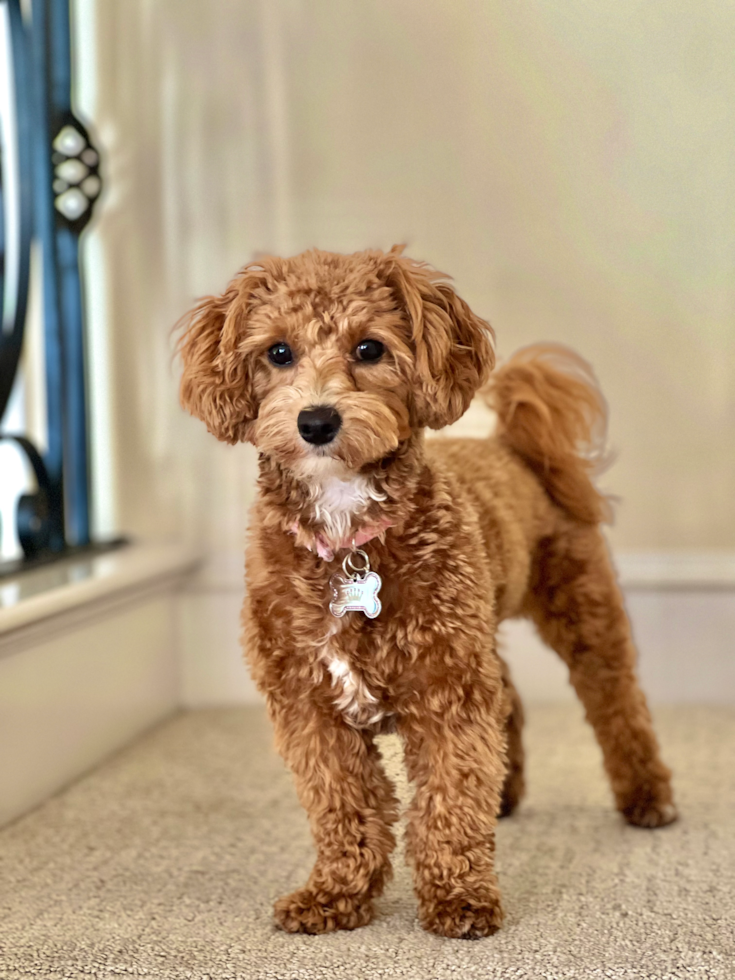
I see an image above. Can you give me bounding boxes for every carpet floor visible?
[1,703,733,980]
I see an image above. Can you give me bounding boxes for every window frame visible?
[0,0,114,575]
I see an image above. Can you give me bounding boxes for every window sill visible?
[0,542,199,655]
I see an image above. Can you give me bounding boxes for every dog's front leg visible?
[270,700,399,934]
[399,686,507,939]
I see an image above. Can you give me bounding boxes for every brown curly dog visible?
[178,246,676,939]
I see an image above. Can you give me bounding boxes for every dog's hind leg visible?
[498,655,525,817]
[523,521,677,828]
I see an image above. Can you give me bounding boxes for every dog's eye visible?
[354,339,385,363]
[267,342,294,367]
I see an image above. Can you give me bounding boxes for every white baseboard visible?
[500,591,735,704]
[2,543,731,826]
[179,549,735,708]
[0,544,197,827]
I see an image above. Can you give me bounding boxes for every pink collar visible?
[289,516,394,562]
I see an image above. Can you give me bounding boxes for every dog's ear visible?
[178,264,272,444]
[384,247,495,429]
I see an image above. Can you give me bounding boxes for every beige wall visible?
[76,0,735,556]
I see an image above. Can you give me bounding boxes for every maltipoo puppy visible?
[178,246,676,939]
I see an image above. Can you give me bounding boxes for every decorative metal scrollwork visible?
[3,435,54,557]
[0,0,32,427]
[52,114,101,229]
[0,0,107,571]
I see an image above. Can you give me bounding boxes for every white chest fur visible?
[309,475,385,544]
[316,627,386,728]
[305,474,387,724]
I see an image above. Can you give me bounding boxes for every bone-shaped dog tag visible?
[329,570,382,618]
[329,548,382,619]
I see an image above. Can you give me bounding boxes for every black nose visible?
[297,405,342,445]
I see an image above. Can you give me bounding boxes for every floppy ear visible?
[385,248,495,429]
[177,265,272,444]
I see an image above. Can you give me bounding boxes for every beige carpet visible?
[0,704,733,980]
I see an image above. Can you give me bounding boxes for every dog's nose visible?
[297,405,342,445]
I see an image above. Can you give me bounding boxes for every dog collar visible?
[289,516,393,562]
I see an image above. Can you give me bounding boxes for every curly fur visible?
[486,343,613,524]
[178,246,676,939]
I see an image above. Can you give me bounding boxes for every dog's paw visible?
[498,776,524,818]
[623,800,678,829]
[420,894,504,939]
[274,887,374,934]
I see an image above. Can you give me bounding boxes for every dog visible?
[178,246,676,939]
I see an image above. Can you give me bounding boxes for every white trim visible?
[0,542,200,652]
[178,548,735,708]
[184,548,735,595]
[0,542,199,827]
[617,551,735,590]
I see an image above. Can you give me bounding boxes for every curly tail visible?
[484,344,613,524]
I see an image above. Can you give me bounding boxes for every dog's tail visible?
[483,343,613,524]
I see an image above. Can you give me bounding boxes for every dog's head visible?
[178,247,494,480]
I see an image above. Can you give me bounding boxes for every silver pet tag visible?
[329,549,382,619]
